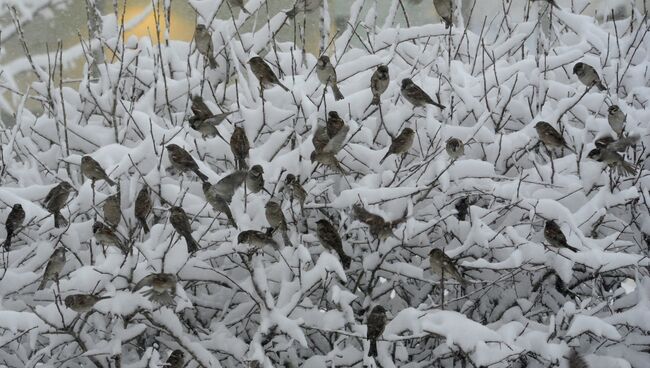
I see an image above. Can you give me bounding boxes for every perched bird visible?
[534,122,574,152]
[64,294,110,313]
[568,350,589,368]
[194,24,217,69]
[311,122,350,174]
[433,0,453,28]
[587,147,637,176]
[370,65,389,105]
[210,170,247,203]
[189,96,233,139]
[133,273,177,306]
[286,0,321,17]
[607,105,626,136]
[202,182,238,228]
[429,249,466,286]
[283,174,307,215]
[311,151,347,174]
[352,204,405,241]
[4,204,25,250]
[248,57,289,91]
[37,248,66,290]
[316,55,344,100]
[165,349,186,368]
[246,165,266,194]
[227,0,251,15]
[265,200,291,246]
[445,137,464,160]
[81,156,116,186]
[44,181,75,228]
[237,229,279,249]
[326,111,345,139]
[594,135,639,152]
[366,305,387,357]
[455,197,469,221]
[93,221,128,254]
[134,187,152,234]
[102,191,121,228]
[379,128,415,164]
[166,144,209,182]
[230,126,250,170]
[316,219,351,269]
[190,94,213,120]
[544,220,579,252]
[573,62,606,91]
[169,206,200,253]
[401,78,445,109]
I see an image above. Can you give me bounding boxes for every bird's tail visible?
[368,339,378,357]
[106,177,116,186]
[379,151,390,164]
[617,161,637,177]
[37,278,47,290]
[225,209,238,229]
[54,212,67,228]
[195,169,209,182]
[281,230,293,247]
[432,100,446,109]
[278,82,290,92]
[3,232,13,250]
[339,252,352,269]
[563,242,579,252]
[597,82,606,91]
[208,57,218,69]
[331,84,344,101]
[185,234,200,253]
[139,218,150,234]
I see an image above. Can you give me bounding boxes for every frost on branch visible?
[0,0,649,367]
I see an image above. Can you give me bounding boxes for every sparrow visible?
[169,206,200,253]
[4,204,25,250]
[316,219,351,269]
[366,305,387,357]
[246,165,266,194]
[607,105,625,136]
[286,0,321,17]
[594,135,639,152]
[44,181,75,228]
[93,221,129,254]
[429,249,466,286]
[534,122,574,152]
[230,126,250,170]
[102,191,121,228]
[166,144,209,182]
[210,170,247,203]
[370,65,389,105]
[248,56,289,91]
[587,147,637,176]
[401,78,445,109]
[310,151,347,175]
[352,203,405,241]
[568,350,589,368]
[81,156,116,186]
[433,0,453,28]
[37,248,66,290]
[265,200,291,246]
[194,24,217,69]
[237,229,279,249]
[134,187,152,234]
[573,62,606,91]
[227,0,251,15]
[544,220,579,252]
[202,182,238,228]
[316,55,344,100]
[165,349,186,368]
[64,294,110,313]
[189,96,233,139]
[311,122,350,174]
[455,197,469,221]
[326,111,345,139]
[379,128,415,164]
[133,273,177,306]
[445,137,464,160]
[283,174,307,215]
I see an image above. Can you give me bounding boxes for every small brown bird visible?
[4,204,25,250]
[246,165,266,194]
[103,192,121,228]
[544,220,579,252]
[81,156,116,186]
[401,78,445,109]
[567,350,589,368]
[248,56,289,91]
[93,221,128,254]
[607,105,625,136]
[326,111,345,138]
[202,182,238,228]
[238,229,279,249]
[310,151,347,175]
[429,249,466,286]
[134,187,152,234]
[316,219,351,269]
[189,96,232,139]
[380,128,415,164]
[433,0,453,28]
[316,55,344,100]
[265,200,291,246]
[534,122,574,152]
[166,144,209,182]
[169,206,200,253]
[64,294,110,313]
[370,65,389,105]
[37,247,66,290]
[134,273,177,306]
[194,24,217,69]
[366,305,387,357]
[44,181,75,228]
[227,0,251,15]
[587,147,637,176]
[165,349,186,368]
[573,62,606,91]
[352,204,405,241]
[445,137,464,160]
[594,135,638,152]
[230,126,250,170]
[283,174,307,215]
[455,197,469,221]
[211,171,247,203]
[190,95,213,120]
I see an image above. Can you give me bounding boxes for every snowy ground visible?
[0,0,649,367]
